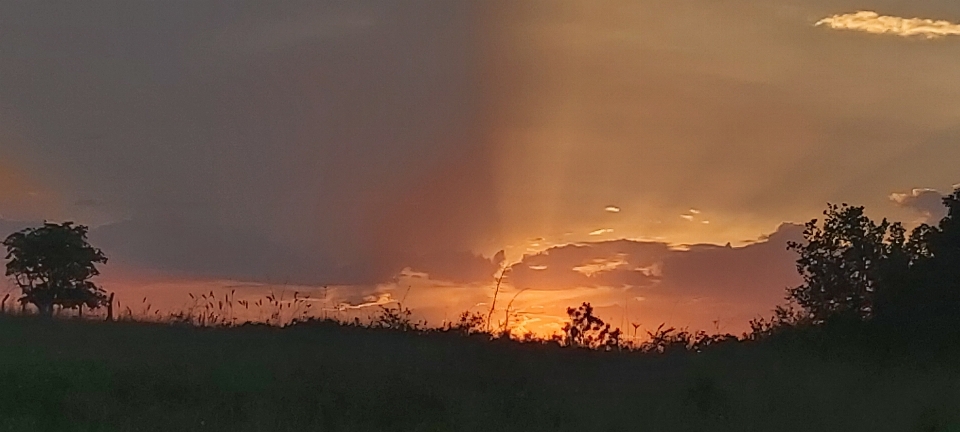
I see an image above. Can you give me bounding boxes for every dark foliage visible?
[2,222,108,316]
[785,204,901,322]
[562,302,622,350]
[443,311,488,335]
[371,303,425,331]
[768,189,960,344]
[3,314,960,431]
[641,324,738,354]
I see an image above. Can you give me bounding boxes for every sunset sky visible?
[1,1,959,336]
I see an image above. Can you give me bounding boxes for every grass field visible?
[1,315,960,432]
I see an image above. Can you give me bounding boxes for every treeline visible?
[783,191,960,326]
[4,190,960,355]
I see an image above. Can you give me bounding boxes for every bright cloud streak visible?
[604,206,621,213]
[816,11,960,39]
[571,256,628,277]
[889,188,938,205]
[589,228,614,236]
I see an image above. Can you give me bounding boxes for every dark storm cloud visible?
[0,1,499,285]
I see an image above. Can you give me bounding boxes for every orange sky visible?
[2,1,960,337]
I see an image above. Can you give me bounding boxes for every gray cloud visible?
[509,240,671,291]
[656,224,804,300]
[0,1,497,286]
[890,188,949,222]
[0,219,35,241]
[89,216,503,287]
[213,10,378,54]
[508,224,804,306]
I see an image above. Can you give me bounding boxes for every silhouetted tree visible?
[562,302,622,350]
[781,193,960,338]
[924,190,960,284]
[886,189,960,328]
[2,222,108,317]
[786,204,905,323]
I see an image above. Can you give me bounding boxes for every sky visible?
[1,0,959,336]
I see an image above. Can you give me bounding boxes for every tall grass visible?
[2,312,960,431]
[5,289,960,430]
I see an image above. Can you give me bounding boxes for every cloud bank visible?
[816,11,960,38]
[508,224,804,304]
[890,188,949,222]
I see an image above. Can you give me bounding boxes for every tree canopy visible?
[3,222,108,316]
[786,190,960,331]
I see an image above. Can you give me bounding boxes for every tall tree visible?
[3,222,108,316]
[928,190,960,270]
[904,189,960,325]
[787,204,902,323]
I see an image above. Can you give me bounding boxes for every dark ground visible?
[1,316,959,432]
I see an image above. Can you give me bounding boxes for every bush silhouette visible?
[562,302,622,350]
[443,311,487,335]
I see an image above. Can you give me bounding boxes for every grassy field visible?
[1,316,960,431]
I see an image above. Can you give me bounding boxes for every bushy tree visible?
[926,190,960,275]
[784,193,960,333]
[562,302,622,350]
[2,222,108,316]
[786,204,907,323]
[891,190,960,326]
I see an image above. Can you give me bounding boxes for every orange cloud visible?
[816,11,960,39]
